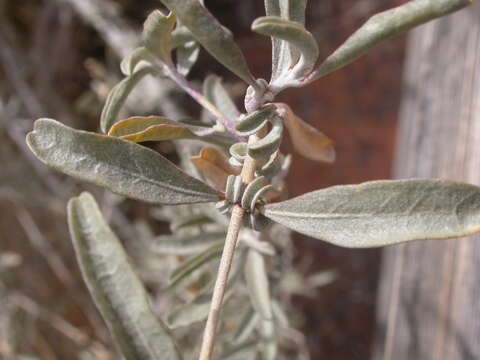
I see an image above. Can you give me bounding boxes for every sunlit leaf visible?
[309,0,472,80]
[67,192,182,360]
[108,116,234,147]
[263,179,480,248]
[27,119,220,205]
[276,103,335,163]
[252,16,318,75]
[159,0,256,85]
[100,66,155,133]
[191,147,240,191]
[143,10,176,64]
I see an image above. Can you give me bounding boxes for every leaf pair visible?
[27,119,480,249]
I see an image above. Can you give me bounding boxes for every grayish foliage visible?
[67,192,182,360]
[27,119,220,205]
[264,179,480,247]
[310,0,472,80]
[159,0,256,85]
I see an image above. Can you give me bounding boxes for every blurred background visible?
[0,0,406,359]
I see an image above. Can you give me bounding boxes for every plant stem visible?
[198,136,257,360]
[164,66,242,138]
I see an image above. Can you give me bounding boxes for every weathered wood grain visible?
[374,3,480,360]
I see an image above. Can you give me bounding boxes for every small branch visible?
[198,136,257,360]
[164,66,242,138]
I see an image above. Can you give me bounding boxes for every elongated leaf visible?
[27,119,220,205]
[252,16,319,75]
[169,242,223,287]
[159,0,256,85]
[67,192,182,360]
[166,293,211,329]
[203,75,241,124]
[100,66,154,133]
[244,249,273,320]
[151,232,225,256]
[143,10,176,64]
[263,179,480,248]
[107,116,232,146]
[309,0,472,80]
[191,147,240,191]
[276,103,335,163]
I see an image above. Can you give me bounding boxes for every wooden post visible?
[374,3,480,360]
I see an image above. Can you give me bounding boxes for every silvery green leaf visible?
[100,66,155,133]
[233,308,259,344]
[244,249,273,321]
[252,16,319,76]
[159,0,256,85]
[166,293,211,329]
[169,242,223,287]
[219,341,259,360]
[120,47,156,76]
[143,10,176,64]
[67,192,182,360]
[203,75,241,124]
[263,179,480,248]
[309,0,472,81]
[27,119,220,205]
[150,232,225,256]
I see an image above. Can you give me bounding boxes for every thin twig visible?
[198,136,257,360]
[164,66,242,138]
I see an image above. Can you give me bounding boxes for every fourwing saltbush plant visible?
[25,0,476,359]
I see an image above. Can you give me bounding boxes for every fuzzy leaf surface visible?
[68,192,181,360]
[310,0,472,80]
[159,0,256,85]
[252,16,319,74]
[263,179,480,248]
[27,119,219,205]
